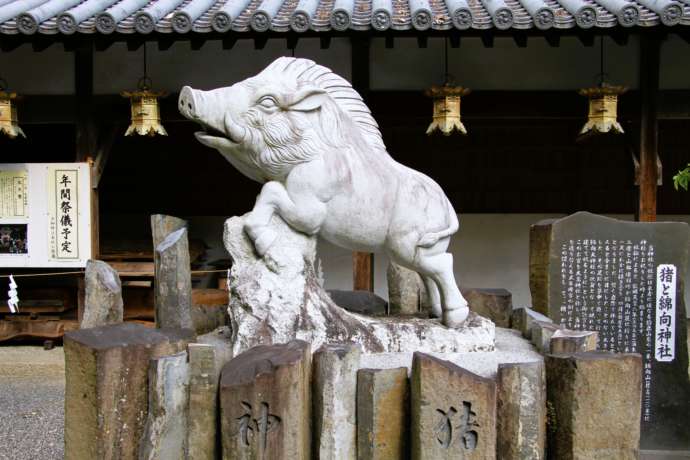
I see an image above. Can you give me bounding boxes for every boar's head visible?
[178,57,359,183]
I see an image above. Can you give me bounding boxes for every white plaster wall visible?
[188,213,690,317]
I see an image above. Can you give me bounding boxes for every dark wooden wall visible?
[1,90,689,242]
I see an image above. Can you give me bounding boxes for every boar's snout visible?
[178,86,200,121]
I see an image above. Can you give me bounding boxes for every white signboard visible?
[0,163,91,268]
[655,264,676,362]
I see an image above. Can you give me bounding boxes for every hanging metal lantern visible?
[0,79,25,139]
[121,77,168,137]
[578,84,627,136]
[425,84,470,136]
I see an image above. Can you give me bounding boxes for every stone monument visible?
[530,211,690,451]
[179,57,470,328]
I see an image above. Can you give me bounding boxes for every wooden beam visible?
[638,34,660,222]
[351,36,374,292]
[353,252,375,292]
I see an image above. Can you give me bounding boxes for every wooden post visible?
[75,41,100,259]
[638,34,660,222]
[75,42,97,324]
[351,37,375,291]
[353,252,375,292]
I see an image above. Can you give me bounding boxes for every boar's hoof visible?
[253,227,278,257]
[442,306,469,328]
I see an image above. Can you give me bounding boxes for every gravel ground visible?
[0,346,65,460]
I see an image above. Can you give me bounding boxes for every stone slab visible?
[357,367,409,460]
[411,352,496,460]
[139,352,190,460]
[550,329,598,353]
[530,212,690,450]
[81,260,123,329]
[461,287,513,328]
[530,320,561,353]
[220,340,311,460]
[312,343,360,460]
[64,323,189,460]
[510,307,552,340]
[326,290,387,316]
[496,361,546,460]
[155,227,194,330]
[546,351,642,460]
[360,328,541,380]
[187,344,218,460]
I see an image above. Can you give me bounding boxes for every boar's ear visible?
[287,87,328,112]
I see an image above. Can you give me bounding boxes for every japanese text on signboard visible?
[52,170,78,259]
[655,264,676,363]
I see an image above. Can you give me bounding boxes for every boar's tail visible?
[417,198,459,248]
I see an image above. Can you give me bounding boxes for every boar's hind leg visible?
[245,181,327,256]
[414,240,469,328]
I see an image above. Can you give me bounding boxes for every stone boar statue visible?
[179,57,469,327]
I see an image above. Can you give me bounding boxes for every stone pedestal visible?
[496,361,546,460]
[225,215,494,356]
[312,344,360,460]
[461,288,513,328]
[139,352,190,460]
[411,353,496,460]
[545,351,642,460]
[64,323,190,460]
[188,344,218,460]
[357,367,409,459]
[81,260,123,329]
[220,340,311,460]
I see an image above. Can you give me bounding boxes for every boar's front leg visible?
[245,181,327,256]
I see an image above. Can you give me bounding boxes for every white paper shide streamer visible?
[7,274,18,313]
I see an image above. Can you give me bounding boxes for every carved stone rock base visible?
[225,215,495,356]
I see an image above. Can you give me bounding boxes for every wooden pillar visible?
[74,42,100,260]
[353,252,375,292]
[351,37,375,292]
[638,34,660,222]
[75,41,97,324]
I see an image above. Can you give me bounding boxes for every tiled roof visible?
[0,0,688,35]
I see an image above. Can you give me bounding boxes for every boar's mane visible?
[260,57,387,155]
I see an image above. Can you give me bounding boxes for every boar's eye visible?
[257,96,278,110]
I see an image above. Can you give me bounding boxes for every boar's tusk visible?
[224,114,246,144]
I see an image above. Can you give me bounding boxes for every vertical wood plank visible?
[351,37,374,291]
[353,252,375,292]
[75,42,100,258]
[638,34,660,222]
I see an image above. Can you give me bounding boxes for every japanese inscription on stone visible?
[558,238,656,421]
[435,402,479,450]
[237,401,281,451]
[529,212,690,451]
[655,265,676,363]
